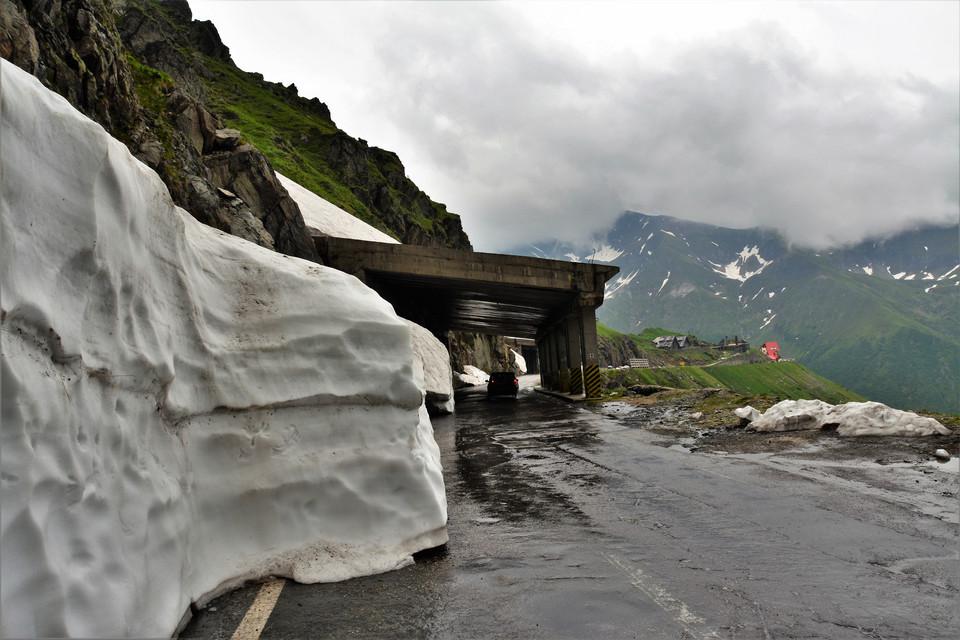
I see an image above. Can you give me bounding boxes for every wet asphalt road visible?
[182,379,959,639]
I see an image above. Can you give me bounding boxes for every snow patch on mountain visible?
[587,244,624,263]
[709,245,771,282]
[606,269,639,299]
[938,265,959,281]
[657,271,671,294]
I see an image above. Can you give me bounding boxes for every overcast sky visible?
[191,1,958,252]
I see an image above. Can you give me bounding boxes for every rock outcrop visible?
[0,0,313,261]
[448,332,521,381]
[597,332,645,367]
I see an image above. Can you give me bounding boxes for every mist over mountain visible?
[516,212,960,413]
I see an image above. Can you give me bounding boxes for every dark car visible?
[487,372,519,399]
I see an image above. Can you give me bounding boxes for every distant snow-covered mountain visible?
[517,211,959,413]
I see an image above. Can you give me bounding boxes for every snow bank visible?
[739,399,949,436]
[404,319,454,415]
[278,167,453,414]
[0,60,446,638]
[510,348,527,374]
[456,365,490,387]
[277,173,399,244]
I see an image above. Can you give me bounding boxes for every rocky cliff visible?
[2,0,512,376]
[0,0,470,256]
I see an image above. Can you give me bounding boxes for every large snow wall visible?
[0,60,447,638]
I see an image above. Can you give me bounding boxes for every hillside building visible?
[714,335,750,353]
[761,342,781,361]
[654,335,689,349]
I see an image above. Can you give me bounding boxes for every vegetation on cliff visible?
[2,0,470,253]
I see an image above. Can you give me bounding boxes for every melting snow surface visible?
[510,349,527,374]
[458,365,490,386]
[739,400,949,437]
[0,61,447,638]
[862,266,874,275]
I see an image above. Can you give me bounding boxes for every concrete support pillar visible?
[536,337,549,388]
[555,322,569,392]
[580,307,602,399]
[565,314,584,395]
[552,335,560,390]
[538,331,558,390]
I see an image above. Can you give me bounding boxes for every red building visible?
[761,342,781,361]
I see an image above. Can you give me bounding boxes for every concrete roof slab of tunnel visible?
[315,237,619,339]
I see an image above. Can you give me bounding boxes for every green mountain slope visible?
[602,361,863,405]
[119,0,471,250]
[199,56,470,248]
[597,324,863,404]
[521,212,959,413]
[746,257,959,413]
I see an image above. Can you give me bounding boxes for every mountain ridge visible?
[515,211,959,413]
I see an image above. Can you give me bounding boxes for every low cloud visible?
[364,9,958,250]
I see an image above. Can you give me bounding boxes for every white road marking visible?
[602,552,718,639]
[231,579,286,640]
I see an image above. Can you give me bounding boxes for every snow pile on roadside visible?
[278,173,399,244]
[0,61,446,639]
[738,399,949,436]
[457,365,490,387]
[511,348,528,374]
[404,319,454,414]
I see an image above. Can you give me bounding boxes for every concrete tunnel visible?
[315,237,619,398]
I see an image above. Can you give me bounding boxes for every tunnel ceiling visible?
[366,272,580,338]
[315,237,619,339]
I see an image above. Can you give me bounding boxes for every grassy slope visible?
[598,324,865,404]
[201,58,392,233]
[601,243,959,413]
[761,263,959,413]
[602,362,864,405]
